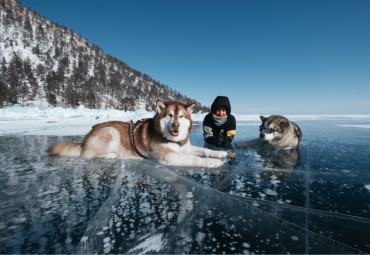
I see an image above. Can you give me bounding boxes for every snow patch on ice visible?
[338,124,370,129]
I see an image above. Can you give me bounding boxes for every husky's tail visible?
[46,143,82,157]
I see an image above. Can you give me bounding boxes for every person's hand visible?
[217,135,230,147]
[205,135,230,147]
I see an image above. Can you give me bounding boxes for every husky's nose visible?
[172,122,180,129]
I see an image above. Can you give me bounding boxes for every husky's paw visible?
[211,150,228,159]
[205,158,224,168]
[100,153,118,159]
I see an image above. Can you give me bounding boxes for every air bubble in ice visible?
[186,192,193,198]
[242,242,250,248]
[264,189,277,196]
[195,232,205,243]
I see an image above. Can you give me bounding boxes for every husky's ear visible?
[260,116,267,123]
[186,103,196,115]
[156,99,166,113]
[281,121,289,129]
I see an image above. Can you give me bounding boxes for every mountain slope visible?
[0,0,209,112]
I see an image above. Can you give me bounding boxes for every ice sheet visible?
[1,117,370,253]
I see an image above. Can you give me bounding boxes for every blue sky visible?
[21,0,370,114]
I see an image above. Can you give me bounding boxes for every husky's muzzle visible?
[260,125,280,139]
[169,121,180,136]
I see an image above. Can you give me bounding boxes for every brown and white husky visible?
[46,99,228,167]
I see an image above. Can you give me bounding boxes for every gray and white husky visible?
[46,99,228,168]
[236,115,302,170]
[236,115,302,149]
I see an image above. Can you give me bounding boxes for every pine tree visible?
[47,93,57,106]
[0,79,8,107]
[19,82,29,105]
[23,15,33,41]
[36,23,45,41]
[1,57,6,73]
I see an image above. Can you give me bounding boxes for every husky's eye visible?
[167,113,173,118]
[179,115,184,118]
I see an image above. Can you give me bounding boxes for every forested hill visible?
[0,0,209,112]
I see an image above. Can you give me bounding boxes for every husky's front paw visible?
[205,158,224,168]
[212,151,228,159]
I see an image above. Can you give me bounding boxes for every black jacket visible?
[203,96,236,147]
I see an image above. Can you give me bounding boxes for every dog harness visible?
[128,119,148,159]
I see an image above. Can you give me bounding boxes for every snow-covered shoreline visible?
[1,104,370,136]
[2,104,370,121]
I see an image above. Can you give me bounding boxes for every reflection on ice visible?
[1,117,370,254]
[241,146,301,170]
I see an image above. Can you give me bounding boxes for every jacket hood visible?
[211,96,231,115]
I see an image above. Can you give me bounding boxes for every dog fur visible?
[46,100,228,168]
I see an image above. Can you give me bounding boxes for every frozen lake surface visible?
[1,117,370,254]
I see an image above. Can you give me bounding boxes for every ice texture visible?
[0,117,370,253]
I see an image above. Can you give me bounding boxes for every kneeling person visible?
[203,96,236,147]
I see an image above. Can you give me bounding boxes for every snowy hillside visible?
[0,0,208,112]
